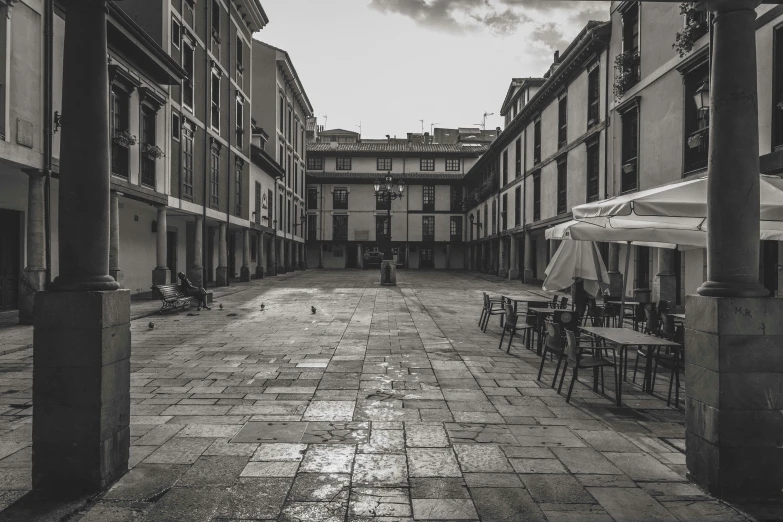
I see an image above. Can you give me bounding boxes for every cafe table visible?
[579,326,680,405]
[605,300,641,328]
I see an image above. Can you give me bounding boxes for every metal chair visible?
[560,330,619,403]
[537,322,567,388]
[480,293,504,332]
[632,306,660,387]
[498,302,534,354]
[652,315,685,407]
[559,297,569,309]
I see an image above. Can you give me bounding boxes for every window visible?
[211,0,220,50]
[422,185,435,212]
[533,171,541,221]
[514,186,521,227]
[684,63,709,173]
[377,157,392,170]
[333,215,348,241]
[307,214,317,239]
[621,3,640,89]
[376,191,387,211]
[279,144,284,167]
[110,87,129,178]
[279,194,283,228]
[236,95,244,146]
[621,106,639,193]
[533,118,541,164]
[140,106,156,188]
[587,140,600,202]
[336,157,351,170]
[450,216,462,241]
[420,247,433,268]
[420,158,434,171]
[557,158,567,215]
[287,107,292,142]
[236,35,244,85]
[445,158,460,171]
[183,41,194,110]
[483,205,488,237]
[294,163,298,193]
[279,94,284,134]
[254,181,261,224]
[502,150,508,186]
[171,17,180,49]
[587,63,600,126]
[235,162,242,217]
[376,215,389,240]
[182,124,194,197]
[450,185,462,212]
[774,26,783,148]
[307,156,323,170]
[502,193,508,230]
[268,189,273,222]
[211,71,220,131]
[333,188,348,209]
[492,199,497,234]
[307,188,318,209]
[515,138,521,178]
[635,246,650,289]
[422,216,435,241]
[558,92,568,148]
[210,147,220,207]
[172,111,180,140]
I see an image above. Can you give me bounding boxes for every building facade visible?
[305,142,487,269]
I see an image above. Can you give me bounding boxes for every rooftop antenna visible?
[419,119,424,134]
[430,122,439,135]
[322,114,328,128]
[480,112,494,130]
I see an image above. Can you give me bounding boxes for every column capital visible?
[111,190,123,197]
[703,0,762,13]
[21,167,45,179]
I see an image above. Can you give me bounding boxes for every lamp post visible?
[293,210,307,270]
[373,175,405,261]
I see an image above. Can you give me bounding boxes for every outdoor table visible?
[606,300,641,328]
[579,326,680,405]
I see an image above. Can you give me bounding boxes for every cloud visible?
[368,0,529,35]
[530,22,569,51]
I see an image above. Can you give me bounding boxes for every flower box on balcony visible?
[113,130,137,148]
[142,143,165,159]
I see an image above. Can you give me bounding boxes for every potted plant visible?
[613,51,641,101]
[142,143,165,159]
[673,3,709,58]
[113,130,137,148]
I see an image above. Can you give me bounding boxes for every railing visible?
[111,143,129,178]
[141,157,155,187]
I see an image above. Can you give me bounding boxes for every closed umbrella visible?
[543,240,609,297]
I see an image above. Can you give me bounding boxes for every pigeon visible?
[260,303,265,310]
[311,306,316,314]
[148,322,154,329]
[227,313,238,317]
[219,303,223,310]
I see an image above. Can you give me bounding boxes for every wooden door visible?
[0,210,21,310]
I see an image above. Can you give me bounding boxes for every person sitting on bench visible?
[177,272,210,311]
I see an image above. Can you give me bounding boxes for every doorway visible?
[228,231,236,279]
[206,229,214,283]
[166,230,177,283]
[0,209,21,310]
[346,244,357,268]
[420,247,434,269]
[761,240,779,296]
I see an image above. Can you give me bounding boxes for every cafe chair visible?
[560,330,619,404]
[652,316,685,407]
[498,302,534,354]
[480,293,504,332]
[537,323,567,389]
[584,298,608,327]
[559,297,569,309]
[632,306,661,388]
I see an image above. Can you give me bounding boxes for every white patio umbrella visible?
[543,240,609,297]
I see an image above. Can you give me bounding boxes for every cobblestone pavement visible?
[0,270,763,521]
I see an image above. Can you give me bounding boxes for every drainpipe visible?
[604,44,610,199]
[226,32,232,286]
[43,0,53,286]
[522,126,527,279]
[202,0,209,285]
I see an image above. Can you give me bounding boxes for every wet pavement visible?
[0,270,763,520]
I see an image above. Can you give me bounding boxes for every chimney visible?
[554,50,560,63]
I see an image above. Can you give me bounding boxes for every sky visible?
[252,0,610,139]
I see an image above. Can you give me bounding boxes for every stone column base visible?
[216,266,228,286]
[33,289,131,493]
[498,269,508,279]
[109,269,123,288]
[240,266,251,282]
[608,272,623,297]
[152,268,170,287]
[255,266,264,279]
[685,295,783,500]
[187,267,203,288]
[508,269,519,280]
[380,260,397,286]
[523,269,535,283]
[19,268,46,325]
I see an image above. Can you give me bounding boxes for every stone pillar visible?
[318,242,323,269]
[19,169,47,324]
[216,222,228,285]
[509,235,519,279]
[188,215,204,287]
[152,205,169,286]
[256,233,265,278]
[778,242,783,297]
[498,239,508,278]
[687,0,779,501]
[445,245,451,270]
[653,248,677,305]
[607,243,623,297]
[294,241,300,270]
[108,191,123,287]
[240,229,251,282]
[270,234,278,275]
[357,244,363,269]
[279,238,287,274]
[287,239,294,271]
[524,233,534,282]
[34,1,130,494]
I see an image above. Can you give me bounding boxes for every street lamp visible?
[693,80,710,124]
[373,175,405,261]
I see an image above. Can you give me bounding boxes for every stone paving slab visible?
[0,270,769,521]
